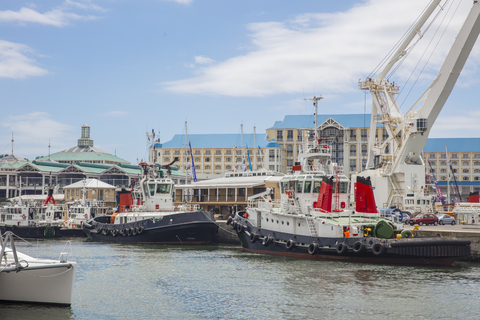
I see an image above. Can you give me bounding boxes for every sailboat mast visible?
[254,126,257,170]
[185,121,189,183]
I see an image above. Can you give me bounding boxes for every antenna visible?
[11,132,14,156]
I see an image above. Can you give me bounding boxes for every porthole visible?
[277,220,279,224]
[287,222,290,226]
[298,223,301,227]
[266,218,269,222]
[282,221,284,225]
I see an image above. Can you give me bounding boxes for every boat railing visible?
[248,199,281,210]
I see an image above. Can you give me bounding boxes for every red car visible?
[406,213,438,226]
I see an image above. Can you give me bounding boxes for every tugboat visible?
[0,190,63,238]
[83,159,219,244]
[229,98,470,266]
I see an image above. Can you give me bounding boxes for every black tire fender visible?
[336,243,347,255]
[372,243,385,255]
[353,241,365,253]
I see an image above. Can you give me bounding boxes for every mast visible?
[254,126,257,170]
[241,124,244,171]
[303,96,323,147]
[446,144,450,204]
[185,121,188,181]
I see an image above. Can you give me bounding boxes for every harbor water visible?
[2,238,480,320]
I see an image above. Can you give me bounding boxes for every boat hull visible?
[0,262,76,306]
[59,228,87,237]
[233,217,471,267]
[0,226,62,238]
[83,211,219,244]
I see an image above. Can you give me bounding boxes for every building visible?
[423,138,480,201]
[63,178,117,208]
[0,125,188,199]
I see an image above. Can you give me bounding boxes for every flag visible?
[189,142,197,182]
[246,144,252,171]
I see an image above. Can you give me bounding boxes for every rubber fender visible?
[285,239,296,250]
[352,241,365,253]
[372,243,385,255]
[336,243,347,255]
[308,242,318,255]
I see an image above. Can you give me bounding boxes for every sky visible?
[1,0,480,164]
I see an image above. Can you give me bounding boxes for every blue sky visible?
[1,0,480,164]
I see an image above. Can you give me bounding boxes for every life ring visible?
[372,243,385,256]
[61,222,66,228]
[285,190,294,198]
[84,214,88,219]
[249,233,258,243]
[72,223,77,229]
[308,242,318,255]
[336,243,347,255]
[401,229,413,238]
[353,241,365,254]
[285,239,296,250]
[22,214,26,220]
[262,236,273,247]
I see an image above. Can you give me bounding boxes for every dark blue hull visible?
[83,211,219,244]
[232,216,471,266]
[0,226,62,238]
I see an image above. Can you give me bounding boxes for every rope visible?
[20,265,74,278]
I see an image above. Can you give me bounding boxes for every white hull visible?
[0,251,76,305]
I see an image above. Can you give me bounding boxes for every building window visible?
[269,150,275,161]
[205,157,211,162]
[287,145,293,157]
[269,165,275,170]
[441,176,446,181]
[452,168,457,173]
[441,169,447,173]
[215,150,222,155]
[451,154,458,159]
[451,161,458,166]
[430,161,436,166]
[297,130,302,142]
[205,165,211,170]
[195,150,201,155]
[277,130,283,141]
[350,159,356,171]
[215,158,221,162]
[463,161,469,166]
[475,176,480,181]
[174,150,180,155]
[463,176,470,181]
[164,157,170,162]
[236,157,242,163]
[350,130,356,141]
[441,154,446,159]
[205,150,211,155]
[475,169,480,173]
[215,165,221,170]
[350,144,356,157]
[382,129,388,141]
[361,129,367,141]
[235,150,242,155]
[463,154,469,159]
[474,154,480,159]
[195,165,200,170]
[287,130,293,141]
[361,144,367,157]
[226,165,231,170]
[463,169,469,173]
[164,150,170,155]
[429,154,435,159]
[195,157,200,162]
[226,150,232,155]
[441,161,446,166]
[226,157,231,162]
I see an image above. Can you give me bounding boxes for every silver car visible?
[436,214,456,225]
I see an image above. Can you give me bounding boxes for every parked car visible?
[436,214,456,225]
[406,213,438,226]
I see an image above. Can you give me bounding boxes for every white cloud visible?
[430,111,480,138]
[162,0,478,97]
[1,113,75,159]
[0,1,103,27]
[194,55,214,65]
[0,40,48,79]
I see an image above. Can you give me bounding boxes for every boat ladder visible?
[305,217,317,237]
